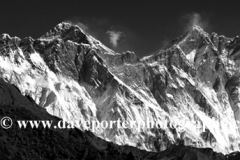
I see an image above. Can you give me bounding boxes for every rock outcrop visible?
[1,22,240,154]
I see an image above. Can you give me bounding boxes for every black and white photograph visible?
[1,0,240,159]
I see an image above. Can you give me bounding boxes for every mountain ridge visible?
[1,22,240,154]
[2,77,240,160]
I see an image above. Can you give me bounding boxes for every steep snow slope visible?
[4,77,240,160]
[1,22,240,154]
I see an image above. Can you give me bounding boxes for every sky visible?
[1,0,240,57]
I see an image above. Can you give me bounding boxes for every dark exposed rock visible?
[1,78,240,159]
[2,22,240,156]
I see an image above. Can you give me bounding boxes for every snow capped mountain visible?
[1,22,240,154]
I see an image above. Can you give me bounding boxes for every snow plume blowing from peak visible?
[64,18,126,49]
[181,13,210,32]
[63,20,89,31]
[106,30,124,48]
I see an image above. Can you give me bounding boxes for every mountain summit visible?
[1,23,240,154]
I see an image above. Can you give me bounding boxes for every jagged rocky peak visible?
[192,25,208,34]
[2,22,240,154]
[176,25,214,56]
[0,33,12,41]
[112,51,140,65]
[41,22,88,44]
[0,33,21,46]
[141,25,240,153]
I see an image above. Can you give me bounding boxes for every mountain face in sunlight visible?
[1,22,240,154]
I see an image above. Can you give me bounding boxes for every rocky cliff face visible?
[2,78,240,160]
[1,22,240,154]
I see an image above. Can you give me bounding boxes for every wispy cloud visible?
[106,30,125,48]
[180,12,211,32]
[63,17,111,39]
[64,20,89,31]
[63,16,134,52]
[160,37,171,50]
